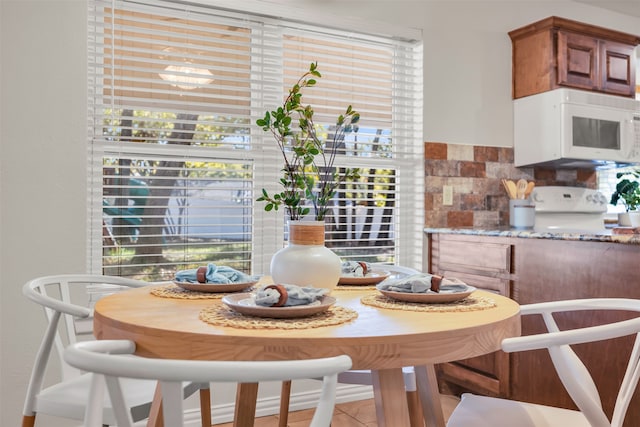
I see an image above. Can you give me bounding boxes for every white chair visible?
[279,263,426,427]
[447,298,640,427]
[21,274,209,427]
[64,339,353,427]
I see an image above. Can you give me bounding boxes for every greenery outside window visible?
[88,0,424,281]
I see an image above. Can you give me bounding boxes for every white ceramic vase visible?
[270,220,341,292]
[619,211,640,227]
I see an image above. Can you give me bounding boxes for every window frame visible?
[87,0,424,279]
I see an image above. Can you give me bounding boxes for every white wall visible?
[1,1,89,426]
[275,0,640,147]
[2,1,639,426]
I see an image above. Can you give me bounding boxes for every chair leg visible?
[406,390,425,427]
[199,388,212,427]
[279,380,292,427]
[22,415,36,427]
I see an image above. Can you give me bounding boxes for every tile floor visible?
[213,394,460,427]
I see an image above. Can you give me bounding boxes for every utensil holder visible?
[509,199,535,229]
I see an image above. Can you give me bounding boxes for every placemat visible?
[335,285,377,291]
[199,305,358,330]
[150,284,253,300]
[361,293,496,312]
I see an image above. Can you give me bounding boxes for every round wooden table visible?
[94,285,520,427]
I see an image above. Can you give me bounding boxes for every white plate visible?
[173,280,257,293]
[222,293,336,318]
[377,285,477,303]
[338,270,390,286]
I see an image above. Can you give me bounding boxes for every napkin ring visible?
[264,284,288,307]
[357,261,369,276]
[431,275,442,293]
[196,266,208,283]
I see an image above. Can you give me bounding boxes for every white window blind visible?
[598,165,639,214]
[88,0,423,281]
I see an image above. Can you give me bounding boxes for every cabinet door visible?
[557,31,599,91]
[431,234,513,397]
[436,271,511,396]
[599,40,636,96]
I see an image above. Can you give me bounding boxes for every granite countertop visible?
[424,226,640,245]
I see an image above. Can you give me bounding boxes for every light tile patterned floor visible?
[214,394,460,427]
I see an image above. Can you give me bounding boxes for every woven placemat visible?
[361,294,496,312]
[199,305,358,330]
[335,285,377,291]
[150,284,253,300]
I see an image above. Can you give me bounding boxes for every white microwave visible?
[514,88,640,168]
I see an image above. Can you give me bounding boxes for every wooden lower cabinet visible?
[429,234,513,397]
[428,232,640,427]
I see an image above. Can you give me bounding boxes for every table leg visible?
[278,380,292,427]
[234,383,259,427]
[147,383,164,427]
[414,364,446,427]
[371,368,411,427]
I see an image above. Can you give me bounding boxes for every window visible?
[88,0,423,280]
[598,165,639,215]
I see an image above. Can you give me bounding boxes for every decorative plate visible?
[173,281,257,293]
[377,285,477,303]
[221,293,336,318]
[338,270,391,286]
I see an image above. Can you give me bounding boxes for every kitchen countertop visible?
[424,226,640,245]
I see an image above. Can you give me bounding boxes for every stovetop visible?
[530,186,608,233]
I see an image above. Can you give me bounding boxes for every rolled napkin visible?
[254,284,328,307]
[174,263,254,284]
[341,261,371,277]
[376,274,465,294]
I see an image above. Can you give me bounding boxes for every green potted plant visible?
[256,61,360,221]
[610,169,640,226]
[257,62,361,290]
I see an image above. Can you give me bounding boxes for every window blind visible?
[88,0,423,280]
[598,166,639,214]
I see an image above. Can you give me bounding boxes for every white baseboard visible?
[182,384,374,426]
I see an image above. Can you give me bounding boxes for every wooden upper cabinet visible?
[600,40,637,95]
[556,31,599,90]
[509,16,640,99]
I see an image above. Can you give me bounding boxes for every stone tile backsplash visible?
[424,142,597,228]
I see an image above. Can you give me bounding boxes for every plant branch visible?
[256,62,360,221]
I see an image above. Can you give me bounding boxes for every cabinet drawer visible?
[436,236,512,275]
[438,350,509,397]
[441,270,510,296]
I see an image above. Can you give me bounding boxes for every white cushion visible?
[447,393,592,427]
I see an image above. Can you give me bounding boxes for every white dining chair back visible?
[21,274,205,427]
[64,339,353,427]
[447,298,640,427]
[373,263,422,277]
[279,263,426,427]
